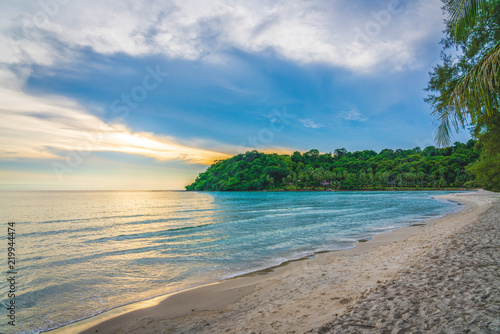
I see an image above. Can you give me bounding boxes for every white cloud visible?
[1,0,445,72]
[0,0,445,170]
[340,105,368,121]
[299,118,325,129]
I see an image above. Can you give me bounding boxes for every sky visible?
[0,0,471,190]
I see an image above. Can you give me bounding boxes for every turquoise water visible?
[0,191,461,333]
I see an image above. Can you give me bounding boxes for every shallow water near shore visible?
[0,190,462,333]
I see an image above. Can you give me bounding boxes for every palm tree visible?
[431,0,499,146]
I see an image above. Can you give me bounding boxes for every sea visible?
[0,190,463,333]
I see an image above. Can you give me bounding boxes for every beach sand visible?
[316,191,500,333]
[49,190,499,334]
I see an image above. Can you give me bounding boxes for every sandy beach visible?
[49,190,499,334]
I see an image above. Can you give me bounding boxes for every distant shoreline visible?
[188,188,479,192]
[0,188,479,193]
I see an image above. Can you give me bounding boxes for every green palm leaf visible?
[433,43,500,146]
[449,42,500,118]
[431,0,500,146]
[447,0,496,42]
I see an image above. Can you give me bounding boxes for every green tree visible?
[291,151,304,163]
[334,148,347,158]
[426,0,499,191]
[467,112,500,191]
[186,144,480,191]
[426,0,500,146]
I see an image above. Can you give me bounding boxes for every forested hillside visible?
[186,140,481,191]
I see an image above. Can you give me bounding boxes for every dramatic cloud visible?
[0,0,453,190]
[0,68,229,165]
[2,0,443,72]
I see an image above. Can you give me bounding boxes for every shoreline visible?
[47,190,497,334]
[187,188,479,192]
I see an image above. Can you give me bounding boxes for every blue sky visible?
[0,0,470,190]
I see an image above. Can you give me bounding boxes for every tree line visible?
[186,141,481,191]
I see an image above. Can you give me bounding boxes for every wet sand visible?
[48,190,498,334]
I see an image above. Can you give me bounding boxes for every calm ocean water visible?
[0,190,461,333]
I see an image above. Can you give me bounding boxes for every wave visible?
[125,217,190,225]
[84,222,219,244]
[25,214,148,225]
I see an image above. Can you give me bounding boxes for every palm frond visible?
[433,43,500,146]
[449,43,500,119]
[447,0,495,42]
[430,76,466,147]
[434,108,454,147]
[432,1,500,147]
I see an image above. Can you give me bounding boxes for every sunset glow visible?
[0,0,470,190]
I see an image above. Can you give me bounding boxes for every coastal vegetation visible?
[188,0,500,193]
[426,0,500,191]
[186,141,480,191]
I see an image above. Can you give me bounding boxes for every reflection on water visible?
[0,190,459,333]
